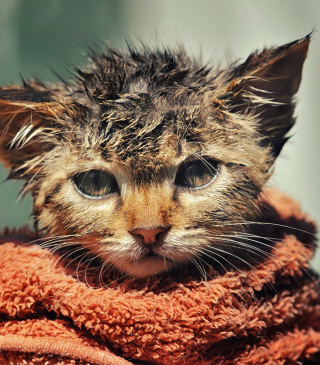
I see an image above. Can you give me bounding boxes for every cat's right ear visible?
[0,86,66,176]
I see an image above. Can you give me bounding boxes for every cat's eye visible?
[175,159,219,188]
[73,170,119,198]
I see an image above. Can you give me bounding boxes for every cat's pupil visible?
[175,159,219,188]
[74,170,118,198]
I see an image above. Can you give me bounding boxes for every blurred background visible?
[0,0,319,267]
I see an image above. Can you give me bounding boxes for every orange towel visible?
[0,189,319,364]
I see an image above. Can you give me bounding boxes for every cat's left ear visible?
[226,35,310,158]
[0,85,66,176]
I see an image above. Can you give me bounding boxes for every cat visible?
[0,35,310,278]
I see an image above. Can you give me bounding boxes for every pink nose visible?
[132,227,167,244]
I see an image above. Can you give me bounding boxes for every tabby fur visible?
[0,35,310,277]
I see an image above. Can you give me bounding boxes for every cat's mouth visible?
[145,250,159,258]
[138,247,172,263]
[114,244,180,277]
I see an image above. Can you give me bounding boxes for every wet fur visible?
[0,36,310,277]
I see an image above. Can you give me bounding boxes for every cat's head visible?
[0,36,309,277]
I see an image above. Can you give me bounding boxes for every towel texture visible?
[0,189,319,365]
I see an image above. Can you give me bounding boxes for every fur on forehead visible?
[70,46,218,143]
[63,36,309,167]
[68,91,262,174]
[68,47,261,160]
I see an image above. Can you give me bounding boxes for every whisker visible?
[223,234,319,287]
[189,256,207,280]
[221,221,317,237]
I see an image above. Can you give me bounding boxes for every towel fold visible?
[0,189,319,364]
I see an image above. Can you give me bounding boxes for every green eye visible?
[175,159,219,188]
[73,170,119,198]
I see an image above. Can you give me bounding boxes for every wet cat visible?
[0,35,310,277]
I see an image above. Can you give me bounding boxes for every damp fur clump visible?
[0,36,310,277]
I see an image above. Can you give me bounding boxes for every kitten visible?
[0,35,310,277]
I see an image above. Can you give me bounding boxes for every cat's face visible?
[0,36,310,276]
[31,102,266,277]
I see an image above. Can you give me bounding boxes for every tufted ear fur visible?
[0,84,66,177]
[226,35,310,158]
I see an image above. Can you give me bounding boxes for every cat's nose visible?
[131,227,168,244]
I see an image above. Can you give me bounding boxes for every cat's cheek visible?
[175,166,231,213]
[43,181,118,236]
[37,208,60,233]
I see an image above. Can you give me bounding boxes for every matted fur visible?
[0,35,311,277]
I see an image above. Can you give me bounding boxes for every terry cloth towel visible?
[0,189,319,365]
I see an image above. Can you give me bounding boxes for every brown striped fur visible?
[0,36,310,277]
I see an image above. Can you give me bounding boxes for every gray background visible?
[0,0,319,267]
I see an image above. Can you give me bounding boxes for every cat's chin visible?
[116,256,176,278]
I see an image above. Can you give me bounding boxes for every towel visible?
[0,189,319,365]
